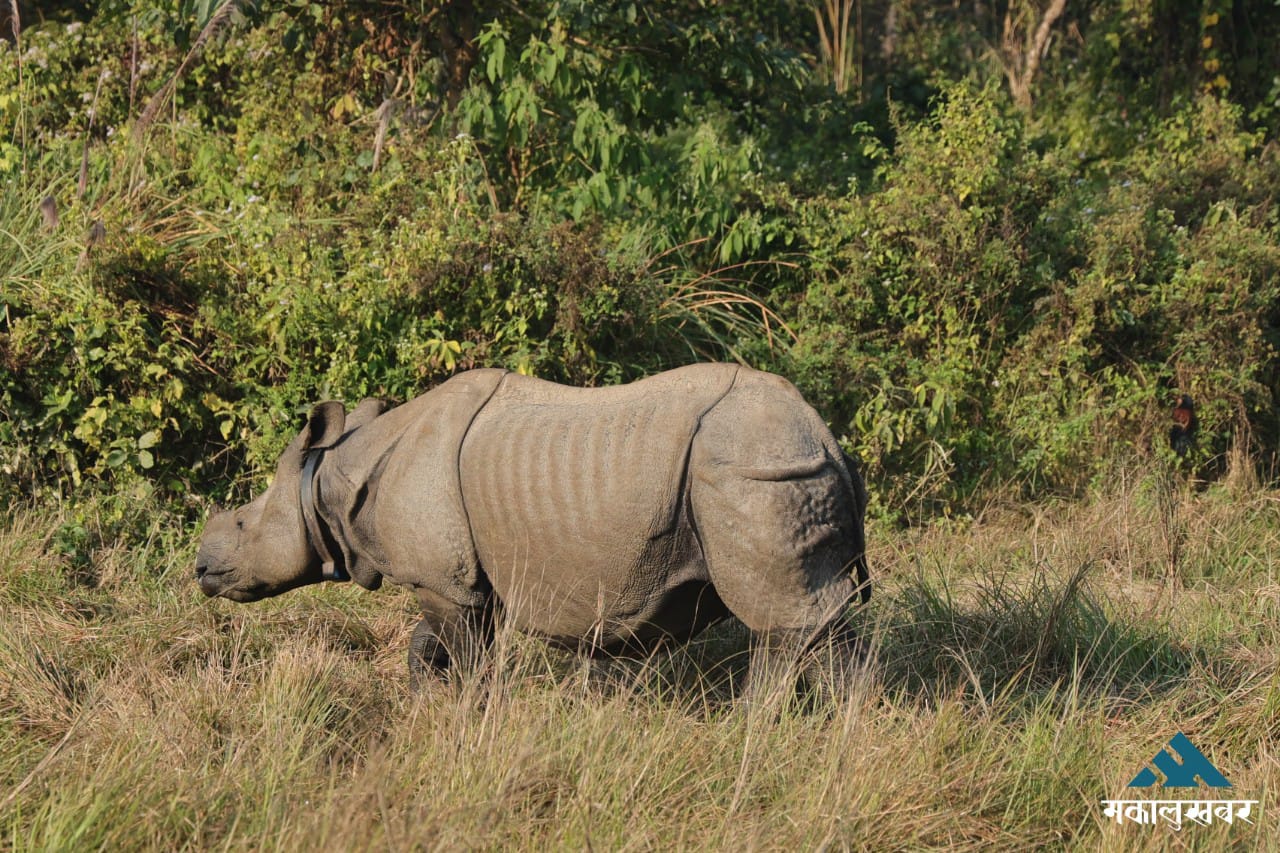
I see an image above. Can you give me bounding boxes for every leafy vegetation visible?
[3,1,1280,513]
[4,1,1280,516]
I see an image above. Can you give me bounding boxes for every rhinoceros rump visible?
[196,364,870,693]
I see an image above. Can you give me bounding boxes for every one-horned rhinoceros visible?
[196,363,870,693]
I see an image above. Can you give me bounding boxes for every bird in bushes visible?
[1169,395,1197,457]
[39,196,59,230]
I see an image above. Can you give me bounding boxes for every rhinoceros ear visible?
[306,401,347,450]
[346,397,390,431]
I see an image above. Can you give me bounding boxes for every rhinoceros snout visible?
[194,545,235,596]
[195,562,218,586]
[195,563,224,597]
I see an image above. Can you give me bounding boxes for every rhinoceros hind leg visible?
[408,618,450,688]
[743,619,867,709]
[799,618,869,706]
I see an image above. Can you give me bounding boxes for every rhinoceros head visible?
[196,401,348,602]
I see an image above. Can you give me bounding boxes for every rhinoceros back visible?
[459,363,739,643]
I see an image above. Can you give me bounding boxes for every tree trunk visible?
[440,0,477,110]
[881,0,898,61]
[1001,0,1068,112]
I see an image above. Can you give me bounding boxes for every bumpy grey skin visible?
[196,364,871,693]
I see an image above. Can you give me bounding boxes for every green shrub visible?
[791,82,1062,515]
[791,86,1280,516]
[998,97,1280,489]
[4,7,1280,520]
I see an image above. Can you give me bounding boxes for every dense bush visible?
[790,87,1280,515]
[2,2,1280,520]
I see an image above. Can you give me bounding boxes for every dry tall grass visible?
[2,478,1278,849]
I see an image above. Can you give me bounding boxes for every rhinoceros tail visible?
[842,450,871,606]
[852,552,871,606]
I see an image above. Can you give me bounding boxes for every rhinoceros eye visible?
[236,519,245,530]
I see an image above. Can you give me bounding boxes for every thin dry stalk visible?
[133,0,239,142]
[814,0,862,96]
[635,237,712,278]
[129,15,140,115]
[0,701,94,813]
[78,71,107,199]
[660,262,800,331]
[1225,424,1260,494]
[9,0,25,168]
[1158,468,1183,586]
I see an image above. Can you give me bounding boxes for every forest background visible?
[4,0,1280,518]
[4,2,1280,848]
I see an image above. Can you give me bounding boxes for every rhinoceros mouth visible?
[199,574,269,602]
[217,586,268,602]
[196,565,262,600]
[197,563,312,601]
[196,566,229,597]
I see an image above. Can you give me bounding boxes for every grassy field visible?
[2,471,1278,851]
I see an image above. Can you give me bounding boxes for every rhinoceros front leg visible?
[798,618,869,705]
[407,592,493,687]
[408,617,448,684]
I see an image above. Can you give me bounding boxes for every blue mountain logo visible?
[1127,732,1232,788]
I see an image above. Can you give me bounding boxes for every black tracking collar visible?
[300,447,349,582]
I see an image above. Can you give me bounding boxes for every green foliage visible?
[792,83,1054,513]
[788,84,1280,516]
[456,2,807,260]
[3,4,1280,518]
[2,9,785,498]
[998,97,1280,491]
